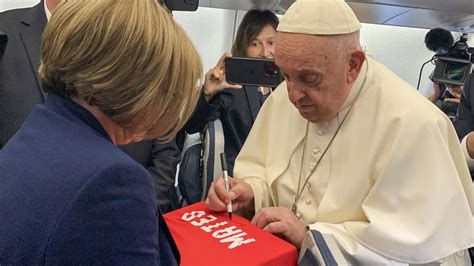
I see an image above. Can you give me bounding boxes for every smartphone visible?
[225,57,283,87]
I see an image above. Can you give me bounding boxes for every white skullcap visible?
[277,0,361,35]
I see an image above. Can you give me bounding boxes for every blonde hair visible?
[39,0,202,141]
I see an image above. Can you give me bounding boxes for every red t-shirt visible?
[164,202,297,266]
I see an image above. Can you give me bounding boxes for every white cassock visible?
[234,57,474,265]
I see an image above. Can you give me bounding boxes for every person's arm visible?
[44,162,175,265]
[299,223,408,265]
[184,53,241,134]
[427,82,443,103]
[184,90,231,133]
[249,208,411,265]
[147,139,181,213]
[250,208,409,265]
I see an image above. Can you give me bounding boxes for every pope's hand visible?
[252,207,307,249]
[205,175,254,212]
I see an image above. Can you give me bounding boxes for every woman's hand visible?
[427,82,443,103]
[203,52,242,102]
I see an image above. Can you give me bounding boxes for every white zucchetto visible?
[277,0,361,35]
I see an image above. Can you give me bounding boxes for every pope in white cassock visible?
[205,0,474,264]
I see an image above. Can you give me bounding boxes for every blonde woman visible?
[0,0,201,264]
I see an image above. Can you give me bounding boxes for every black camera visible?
[426,30,474,86]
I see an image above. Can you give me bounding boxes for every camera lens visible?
[445,63,465,81]
[263,62,279,77]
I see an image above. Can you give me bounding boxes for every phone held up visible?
[225,57,283,88]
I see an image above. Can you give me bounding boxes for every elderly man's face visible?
[275,32,352,124]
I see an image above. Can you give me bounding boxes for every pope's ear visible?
[347,50,366,84]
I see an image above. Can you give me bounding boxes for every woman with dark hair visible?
[185,9,279,176]
[231,9,279,58]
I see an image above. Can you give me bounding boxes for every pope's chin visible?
[297,109,321,124]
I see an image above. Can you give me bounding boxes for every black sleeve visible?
[454,73,474,139]
[184,89,234,134]
[147,139,181,213]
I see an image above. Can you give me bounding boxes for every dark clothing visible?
[455,73,474,258]
[454,73,474,139]
[0,94,179,265]
[0,2,46,147]
[453,73,474,180]
[120,140,180,213]
[435,99,458,122]
[430,83,458,121]
[0,2,179,212]
[184,86,268,175]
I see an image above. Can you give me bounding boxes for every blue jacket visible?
[0,94,180,265]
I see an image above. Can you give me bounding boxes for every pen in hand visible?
[220,152,232,220]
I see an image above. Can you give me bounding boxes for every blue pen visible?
[220,152,233,220]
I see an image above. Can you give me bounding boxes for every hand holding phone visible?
[203,52,242,102]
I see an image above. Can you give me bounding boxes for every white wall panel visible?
[360,23,436,96]
[174,7,237,74]
[0,0,39,13]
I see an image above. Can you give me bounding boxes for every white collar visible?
[44,0,52,21]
